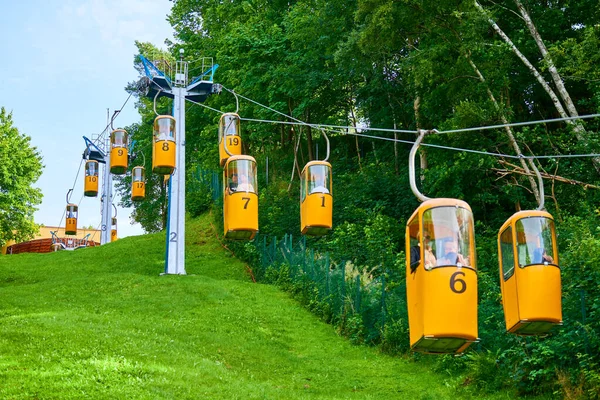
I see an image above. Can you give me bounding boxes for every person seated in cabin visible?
[533,247,554,264]
[86,164,96,176]
[409,230,437,272]
[236,173,254,192]
[309,172,329,194]
[157,123,172,141]
[227,173,238,194]
[437,237,468,266]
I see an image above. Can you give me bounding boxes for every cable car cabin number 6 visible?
[405,199,478,354]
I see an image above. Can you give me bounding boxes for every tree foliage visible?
[0,108,43,247]
[120,0,600,394]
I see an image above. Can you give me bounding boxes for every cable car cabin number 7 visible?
[223,155,258,240]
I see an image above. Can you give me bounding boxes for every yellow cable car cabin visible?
[84,160,99,197]
[498,210,561,335]
[223,155,258,240]
[219,112,242,167]
[152,116,176,175]
[110,129,129,175]
[65,204,78,235]
[406,199,478,354]
[131,166,145,201]
[300,161,332,236]
[111,217,118,242]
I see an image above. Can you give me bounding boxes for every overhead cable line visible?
[55,159,85,231]
[222,87,328,132]
[224,86,600,135]
[185,98,225,114]
[239,117,418,134]
[207,86,600,161]
[92,91,135,146]
[344,130,600,160]
[436,113,600,134]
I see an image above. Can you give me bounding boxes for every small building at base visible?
[1,225,101,255]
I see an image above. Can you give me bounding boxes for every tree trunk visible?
[465,55,541,204]
[286,98,294,147]
[350,99,362,171]
[474,1,569,119]
[305,109,314,161]
[474,0,600,172]
[386,90,399,174]
[394,127,399,175]
[288,129,303,192]
[514,0,581,120]
[414,95,428,181]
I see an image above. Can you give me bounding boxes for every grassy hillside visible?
[0,214,512,399]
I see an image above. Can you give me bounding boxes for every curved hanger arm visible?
[232,90,239,114]
[223,90,240,157]
[409,129,431,202]
[112,203,118,218]
[66,189,73,204]
[222,113,238,157]
[523,155,545,211]
[320,129,330,162]
[153,89,162,116]
[110,110,120,131]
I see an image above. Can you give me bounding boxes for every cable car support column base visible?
[101,126,113,245]
[165,87,186,275]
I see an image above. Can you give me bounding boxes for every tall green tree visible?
[0,107,43,246]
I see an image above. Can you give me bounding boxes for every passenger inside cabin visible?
[236,174,254,192]
[309,171,329,194]
[437,237,468,266]
[409,230,436,272]
[157,121,172,141]
[533,247,554,264]
[228,173,238,194]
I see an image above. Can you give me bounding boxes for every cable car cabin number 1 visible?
[300,161,332,236]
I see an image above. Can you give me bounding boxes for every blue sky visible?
[0,1,175,238]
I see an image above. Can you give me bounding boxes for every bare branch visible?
[495,160,600,190]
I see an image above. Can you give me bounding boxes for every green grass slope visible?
[1,214,506,399]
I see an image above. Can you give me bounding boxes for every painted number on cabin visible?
[228,137,239,146]
[242,197,250,209]
[450,271,467,294]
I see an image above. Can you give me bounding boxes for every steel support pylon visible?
[164,87,187,275]
[139,54,218,275]
[100,135,113,244]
